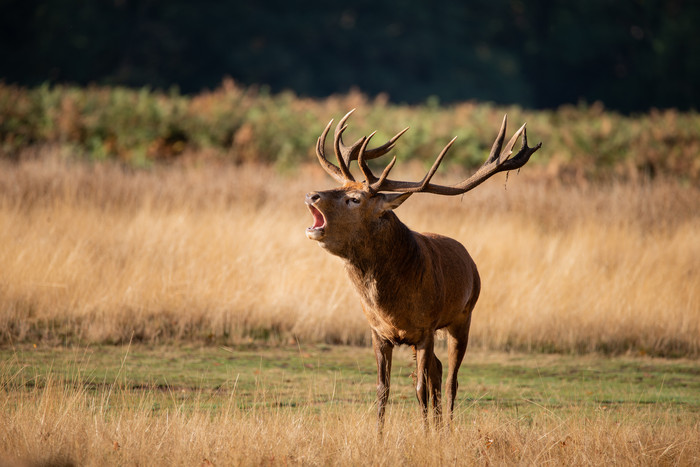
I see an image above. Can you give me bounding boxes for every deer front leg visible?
[414,334,435,429]
[372,329,393,435]
[429,354,443,427]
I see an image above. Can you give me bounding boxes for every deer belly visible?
[362,308,429,346]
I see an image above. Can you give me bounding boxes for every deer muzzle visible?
[305,193,326,241]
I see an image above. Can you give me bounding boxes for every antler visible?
[315,109,409,184]
[363,115,542,195]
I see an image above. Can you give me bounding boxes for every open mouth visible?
[306,204,326,240]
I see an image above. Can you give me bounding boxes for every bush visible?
[1,81,699,181]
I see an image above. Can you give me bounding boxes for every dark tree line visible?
[1,0,698,112]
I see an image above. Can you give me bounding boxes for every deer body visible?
[305,111,540,431]
[346,224,478,347]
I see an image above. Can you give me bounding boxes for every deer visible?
[305,110,541,432]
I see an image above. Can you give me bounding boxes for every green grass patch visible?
[2,343,698,421]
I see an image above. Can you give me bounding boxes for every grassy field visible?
[0,115,699,464]
[1,343,699,465]
[1,157,698,355]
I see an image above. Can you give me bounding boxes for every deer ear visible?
[378,192,412,212]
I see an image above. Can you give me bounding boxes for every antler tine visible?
[370,136,457,193]
[360,130,420,194]
[361,126,410,161]
[357,132,378,186]
[332,112,356,182]
[374,155,397,189]
[499,125,541,172]
[487,114,508,163]
[315,118,348,184]
[500,123,526,163]
[332,108,371,182]
[418,136,458,190]
[334,109,410,166]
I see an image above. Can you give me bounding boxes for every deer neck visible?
[342,212,423,298]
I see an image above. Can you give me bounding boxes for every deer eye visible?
[346,197,361,205]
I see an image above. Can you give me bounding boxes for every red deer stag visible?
[305,110,541,431]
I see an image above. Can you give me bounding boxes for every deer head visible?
[305,109,541,257]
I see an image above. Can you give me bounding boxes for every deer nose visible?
[306,192,321,204]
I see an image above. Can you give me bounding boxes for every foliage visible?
[1,82,699,181]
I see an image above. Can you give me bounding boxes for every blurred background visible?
[0,0,699,413]
[2,0,699,112]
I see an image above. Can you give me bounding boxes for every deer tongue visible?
[308,205,325,229]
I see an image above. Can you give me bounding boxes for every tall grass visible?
[1,366,697,466]
[0,157,698,356]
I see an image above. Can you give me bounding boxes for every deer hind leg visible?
[445,312,472,424]
[371,329,393,435]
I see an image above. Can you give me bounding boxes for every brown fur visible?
[306,183,479,431]
[306,112,539,432]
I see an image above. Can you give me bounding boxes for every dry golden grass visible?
[1,369,698,466]
[0,155,699,355]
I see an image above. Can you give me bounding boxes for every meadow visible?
[2,343,699,465]
[1,86,699,464]
[0,156,698,355]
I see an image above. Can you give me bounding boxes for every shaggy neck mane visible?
[343,211,423,286]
